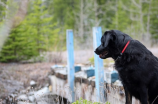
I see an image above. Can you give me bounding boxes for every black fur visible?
[95,30,158,104]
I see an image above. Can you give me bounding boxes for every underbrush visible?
[73,98,110,104]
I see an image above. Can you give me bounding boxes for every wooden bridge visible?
[47,27,140,104]
[48,65,140,104]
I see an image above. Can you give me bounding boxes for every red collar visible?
[116,40,130,61]
[121,40,130,54]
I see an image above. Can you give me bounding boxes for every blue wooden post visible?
[93,27,105,102]
[66,29,75,102]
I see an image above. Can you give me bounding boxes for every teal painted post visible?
[93,27,105,102]
[66,29,75,102]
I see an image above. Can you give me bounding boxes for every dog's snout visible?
[94,50,96,53]
[94,49,99,55]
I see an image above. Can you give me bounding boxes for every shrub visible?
[72,98,110,104]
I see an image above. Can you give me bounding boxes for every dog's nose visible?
[94,49,99,55]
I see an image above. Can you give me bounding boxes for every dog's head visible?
[94,30,132,59]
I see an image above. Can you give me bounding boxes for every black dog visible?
[95,30,158,104]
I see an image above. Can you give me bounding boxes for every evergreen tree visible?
[22,0,60,51]
[45,0,79,50]
[0,0,7,23]
[0,0,59,62]
[0,23,38,62]
[150,0,158,40]
[109,1,131,31]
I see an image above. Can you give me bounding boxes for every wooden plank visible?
[93,27,105,102]
[66,29,75,102]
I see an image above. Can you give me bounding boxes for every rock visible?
[34,87,49,99]
[17,94,28,101]
[28,95,35,103]
[113,80,123,86]
[30,80,36,88]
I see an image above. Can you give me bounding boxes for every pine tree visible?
[0,0,7,22]
[0,23,39,62]
[109,0,132,33]
[0,0,59,62]
[45,0,79,50]
[150,0,158,40]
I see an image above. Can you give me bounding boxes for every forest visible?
[0,0,158,62]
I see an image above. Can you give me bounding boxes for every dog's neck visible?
[115,40,131,62]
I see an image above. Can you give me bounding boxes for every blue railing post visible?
[66,29,75,102]
[93,27,105,102]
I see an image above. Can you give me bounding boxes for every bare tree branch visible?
[121,1,139,13]
[147,0,152,33]
[131,0,141,8]
[141,0,150,3]
[108,6,117,11]
[96,19,102,26]
[96,9,105,16]
[130,13,139,21]
[0,0,6,7]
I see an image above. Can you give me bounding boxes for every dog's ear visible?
[102,31,115,47]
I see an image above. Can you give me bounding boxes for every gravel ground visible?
[0,62,54,99]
